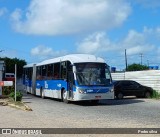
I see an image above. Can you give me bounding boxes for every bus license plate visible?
[95,96,101,99]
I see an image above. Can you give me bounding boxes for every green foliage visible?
[0,57,26,77]
[2,86,15,95]
[9,91,23,101]
[151,90,160,99]
[127,63,148,71]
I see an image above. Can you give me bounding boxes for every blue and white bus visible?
[23,54,114,103]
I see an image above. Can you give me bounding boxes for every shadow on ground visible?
[69,97,145,106]
[22,93,145,107]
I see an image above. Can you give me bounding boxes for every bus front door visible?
[67,71,74,99]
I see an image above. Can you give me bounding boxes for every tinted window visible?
[130,81,140,87]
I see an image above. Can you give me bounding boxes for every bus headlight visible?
[110,88,114,92]
[78,89,86,94]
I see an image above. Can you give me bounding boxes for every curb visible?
[8,103,33,111]
[22,102,33,111]
[0,99,33,111]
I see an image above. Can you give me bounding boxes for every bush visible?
[9,91,23,101]
[151,90,160,99]
[3,86,15,95]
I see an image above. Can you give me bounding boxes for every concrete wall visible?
[111,70,160,92]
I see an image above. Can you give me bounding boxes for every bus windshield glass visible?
[75,63,111,86]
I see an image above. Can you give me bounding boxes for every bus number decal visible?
[45,81,48,89]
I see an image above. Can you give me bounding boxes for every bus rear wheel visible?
[40,88,45,99]
[62,89,69,103]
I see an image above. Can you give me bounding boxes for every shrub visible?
[9,91,23,101]
[151,90,160,99]
[3,86,15,95]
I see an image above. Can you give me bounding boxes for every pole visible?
[15,64,17,102]
[140,53,143,65]
[125,49,128,71]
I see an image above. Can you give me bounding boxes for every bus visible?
[23,54,114,103]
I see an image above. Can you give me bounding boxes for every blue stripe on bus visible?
[36,80,67,90]
[25,79,111,94]
[25,80,32,87]
[84,87,110,93]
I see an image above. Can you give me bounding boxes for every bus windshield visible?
[75,63,111,86]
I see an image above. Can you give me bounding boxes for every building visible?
[149,66,159,70]
[0,61,5,95]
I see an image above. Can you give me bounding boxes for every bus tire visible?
[40,88,45,99]
[62,89,69,103]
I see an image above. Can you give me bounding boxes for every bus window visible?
[36,66,42,80]
[42,65,47,79]
[53,63,60,79]
[47,64,53,80]
[29,68,33,80]
[61,62,67,79]
[75,63,111,86]
[67,61,72,71]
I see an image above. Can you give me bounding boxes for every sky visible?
[0,0,160,70]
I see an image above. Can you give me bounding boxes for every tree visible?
[0,57,27,77]
[127,63,148,71]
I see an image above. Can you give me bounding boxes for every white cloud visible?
[31,45,67,60]
[0,7,8,17]
[126,46,146,55]
[76,27,160,62]
[121,27,160,55]
[31,45,53,56]
[10,9,22,21]
[11,0,131,35]
[77,32,107,54]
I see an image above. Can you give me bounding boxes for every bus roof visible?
[36,54,105,66]
[23,63,36,68]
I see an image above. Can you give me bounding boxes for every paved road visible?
[0,93,160,136]
[1,93,160,128]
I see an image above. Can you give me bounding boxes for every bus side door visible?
[67,71,74,99]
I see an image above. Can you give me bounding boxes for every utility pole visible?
[125,49,128,71]
[15,64,17,101]
[140,53,143,65]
